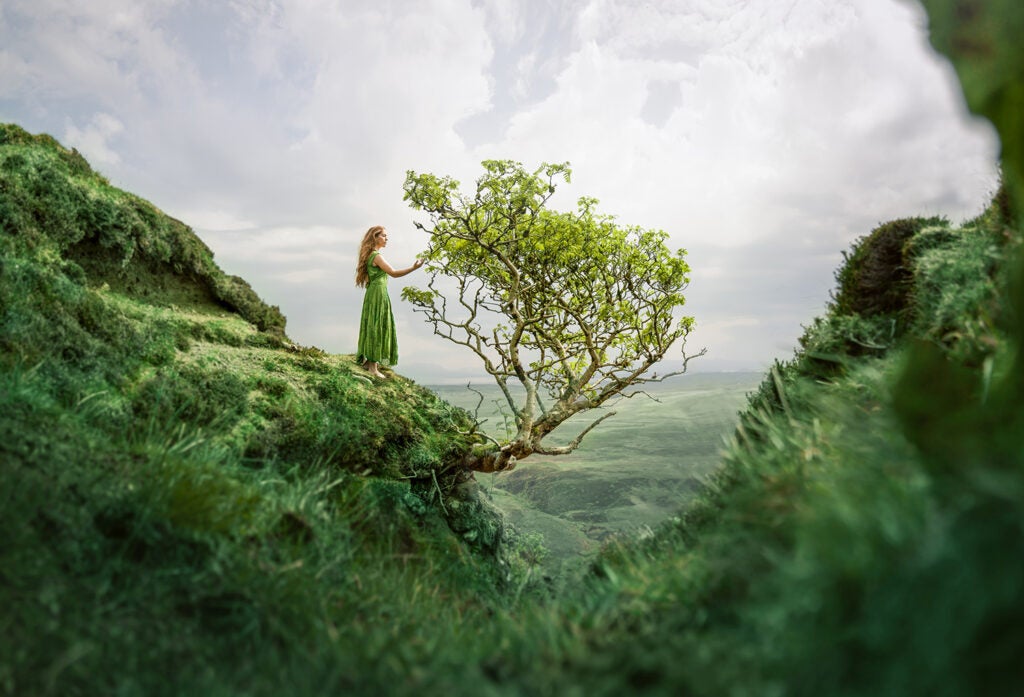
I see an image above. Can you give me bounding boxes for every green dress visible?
[357,251,398,367]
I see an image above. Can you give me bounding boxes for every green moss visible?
[910,225,1010,363]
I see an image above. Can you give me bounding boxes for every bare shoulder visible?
[373,254,397,275]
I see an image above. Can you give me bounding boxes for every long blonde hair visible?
[355,225,385,287]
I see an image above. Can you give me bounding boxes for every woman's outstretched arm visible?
[373,254,424,278]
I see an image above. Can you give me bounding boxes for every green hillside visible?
[0,122,529,695]
[2,2,1023,694]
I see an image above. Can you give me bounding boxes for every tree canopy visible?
[402,160,703,472]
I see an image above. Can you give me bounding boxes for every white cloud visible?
[0,0,1000,381]
[2,0,190,109]
[64,112,124,166]
[200,225,350,265]
[478,0,995,254]
[227,1,492,215]
[455,0,997,378]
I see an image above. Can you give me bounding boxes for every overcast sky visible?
[0,0,1000,384]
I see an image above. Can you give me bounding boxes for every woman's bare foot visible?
[362,360,388,379]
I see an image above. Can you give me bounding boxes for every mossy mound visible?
[0,122,285,333]
[830,215,945,321]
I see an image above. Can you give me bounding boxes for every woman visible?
[355,225,424,379]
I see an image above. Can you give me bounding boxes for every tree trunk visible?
[463,441,534,473]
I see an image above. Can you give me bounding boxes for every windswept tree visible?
[402,160,704,472]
